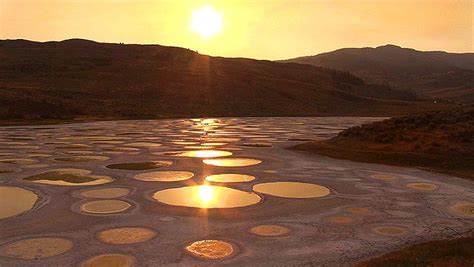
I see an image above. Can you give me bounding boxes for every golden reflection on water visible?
[175,150,233,158]
[205,174,255,183]
[126,142,162,148]
[253,182,330,198]
[203,158,262,167]
[198,185,214,204]
[195,118,221,132]
[153,185,261,208]
[201,142,227,146]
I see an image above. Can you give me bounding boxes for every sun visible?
[190,5,223,38]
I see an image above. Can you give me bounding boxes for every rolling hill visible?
[283,45,474,103]
[0,39,444,121]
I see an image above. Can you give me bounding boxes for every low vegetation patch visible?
[358,235,474,267]
[294,108,474,179]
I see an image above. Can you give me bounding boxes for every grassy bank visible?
[358,235,474,267]
[294,108,474,180]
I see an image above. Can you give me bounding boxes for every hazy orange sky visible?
[1,0,472,59]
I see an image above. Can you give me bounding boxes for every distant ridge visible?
[48,39,100,46]
[282,45,474,103]
[0,38,100,48]
[0,39,444,120]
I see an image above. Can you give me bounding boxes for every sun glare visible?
[198,185,214,203]
[190,5,223,38]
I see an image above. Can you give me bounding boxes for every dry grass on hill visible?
[294,108,474,179]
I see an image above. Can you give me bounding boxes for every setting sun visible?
[0,0,473,265]
[190,5,222,38]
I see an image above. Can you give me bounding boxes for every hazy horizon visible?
[1,0,472,60]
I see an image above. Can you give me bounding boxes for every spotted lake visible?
[0,118,472,266]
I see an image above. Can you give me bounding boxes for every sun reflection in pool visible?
[198,185,214,203]
[253,182,330,198]
[175,150,233,158]
[152,185,261,208]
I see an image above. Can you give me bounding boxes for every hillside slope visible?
[0,39,441,120]
[283,45,474,103]
[294,107,474,179]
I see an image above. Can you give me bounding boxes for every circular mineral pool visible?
[97,227,157,245]
[346,207,370,215]
[152,185,261,208]
[372,226,407,236]
[240,143,272,148]
[0,237,73,259]
[406,183,438,191]
[80,254,136,267]
[184,146,213,150]
[203,158,262,167]
[80,200,131,214]
[205,174,255,183]
[106,161,173,170]
[263,170,278,174]
[24,169,113,186]
[0,158,38,165]
[200,143,227,146]
[370,174,398,181]
[249,225,290,236]
[172,141,197,145]
[449,202,474,218]
[253,182,330,199]
[126,142,162,148]
[326,216,354,224]
[0,187,38,219]
[185,239,235,260]
[80,188,131,199]
[134,171,194,182]
[54,156,109,162]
